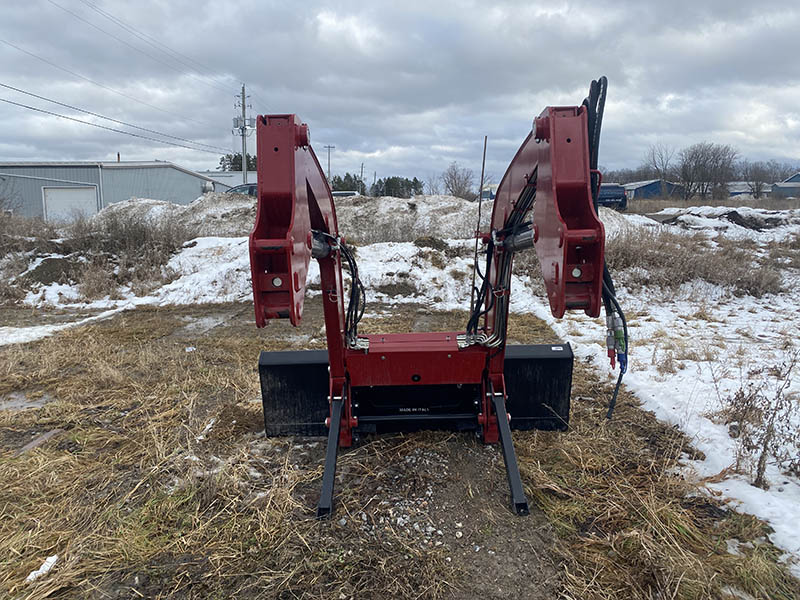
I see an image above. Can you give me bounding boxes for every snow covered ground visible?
[2,196,799,575]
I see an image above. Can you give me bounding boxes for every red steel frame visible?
[249,106,604,449]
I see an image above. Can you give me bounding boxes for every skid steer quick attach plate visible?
[258,343,572,437]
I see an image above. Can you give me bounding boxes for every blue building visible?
[623,179,684,200]
[771,173,800,199]
[0,161,230,222]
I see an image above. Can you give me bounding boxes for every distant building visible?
[623,179,684,200]
[783,173,800,183]
[0,161,229,222]
[480,183,498,201]
[771,173,800,199]
[727,181,773,197]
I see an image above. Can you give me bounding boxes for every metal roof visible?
[0,160,219,183]
[623,179,660,189]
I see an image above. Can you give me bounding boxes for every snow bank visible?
[93,192,255,237]
[655,206,800,241]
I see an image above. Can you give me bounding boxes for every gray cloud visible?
[1,0,798,180]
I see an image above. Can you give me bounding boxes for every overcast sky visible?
[1,0,798,183]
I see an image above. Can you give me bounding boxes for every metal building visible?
[0,161,230,221]
[623,179,684,200]
[771,173,800,199]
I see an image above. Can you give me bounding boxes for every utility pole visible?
[359,162,364,194]
[240,84,248,184]
[233,84,253,184]
[323,145,335,181]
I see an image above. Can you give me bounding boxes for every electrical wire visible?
[77,0,237,89]
[0,97,222,155]
[0,38,214,129]
[0,82,230,153]
[73,0,272,113]
[45,0,234,95]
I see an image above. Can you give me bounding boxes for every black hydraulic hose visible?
[602,280,628,419]
[467,240,495,335]
[317,231,365,345]
[583,76,607,214]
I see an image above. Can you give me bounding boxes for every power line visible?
[74,0,272,113]
[0,96,223,155]
[0,82,230,153]
[44,0,234,96]
[77,0,237,90]
[0,38,214,129]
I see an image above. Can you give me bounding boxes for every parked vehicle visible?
[597,183,627,210]
[227,183,257,196]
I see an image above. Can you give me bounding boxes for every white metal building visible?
[0,161,230,221]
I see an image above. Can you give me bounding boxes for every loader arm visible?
[249,77,623,519]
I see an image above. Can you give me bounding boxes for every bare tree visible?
[645,143,676,196]
[739,160,771,198]
[441,162,476,200]
[677,142,738,200]
[424,172,441,195]
[765,159,800,183]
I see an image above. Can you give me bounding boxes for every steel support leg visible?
[316,397,343,519]
[491,393,530,516]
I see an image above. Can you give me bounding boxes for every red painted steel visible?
[250,103,603,449]
[346,333,486,387]
[249,114,339,327]
[532,106,604,318]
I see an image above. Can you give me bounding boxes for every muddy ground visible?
[1,299,798,599]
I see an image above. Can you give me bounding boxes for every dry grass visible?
[0,306,456,599]
[0,213,58,253]
[69,212,195,290]
[76,258,120,300]
[606,228,782,297]
[1,304,798,599]
[766,233,800,270]
[517,362,800,600]
[628,197,800,215]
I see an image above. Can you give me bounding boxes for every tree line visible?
[218,152,483,200]
[330,162,479,200]
[603,143,799,200]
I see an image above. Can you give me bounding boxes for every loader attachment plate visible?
[258,344,572,437]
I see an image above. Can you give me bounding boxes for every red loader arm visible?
[249,114,339,327]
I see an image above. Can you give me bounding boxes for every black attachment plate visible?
[505,344,573,431]
[259,349,328,436]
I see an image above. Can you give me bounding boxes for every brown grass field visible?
[1,300,799,599]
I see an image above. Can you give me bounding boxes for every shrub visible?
[712,353,800,487]
[77,258,119,301]
[70,211,197,295]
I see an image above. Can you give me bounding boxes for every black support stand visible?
[316,397,343,519]
[492,393,530,516]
